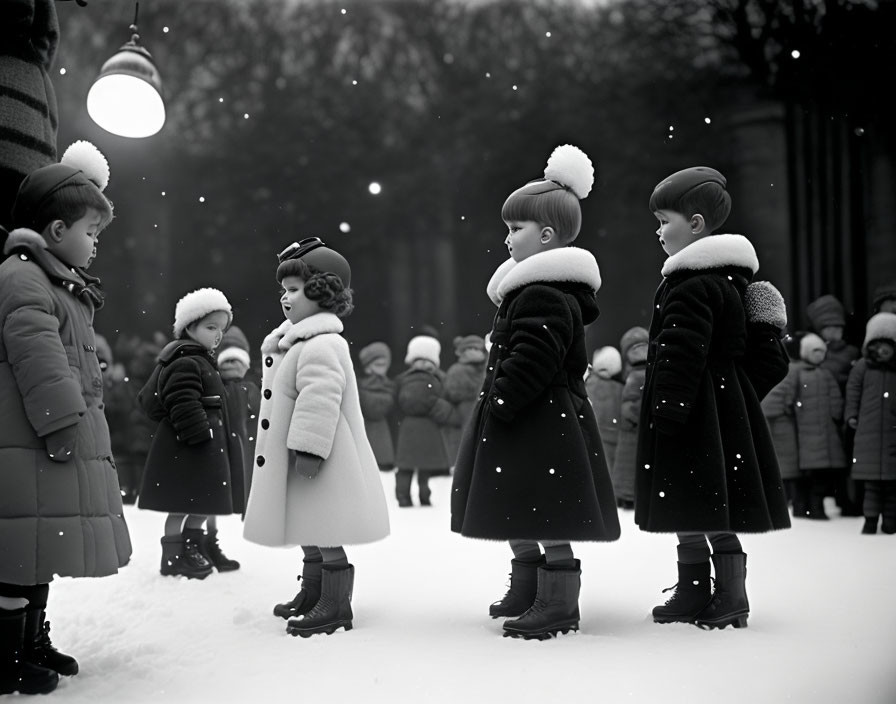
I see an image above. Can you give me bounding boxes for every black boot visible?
[24,609,78,676]
[395,469,413,507]
[418,471,432,506]
[489,557,544,619]
[200,529,240,572]
[652,561,712,624]
[0,609,58,695]
[273,559,323,620]
[862,516,879,534]
[286,565,354,637]
[502,561,581,640]
[159,535,213,579]
[694,553,750,630]
[807,478,830,520]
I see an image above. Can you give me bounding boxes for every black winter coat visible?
[137,340,244,515]
[357,372,396,466]
[395,367,456,470]
[451,247,620,542]
[635,235,791,534]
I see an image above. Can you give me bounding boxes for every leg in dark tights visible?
[164,513,186,537]
[541,541,576,569]
[508,540,542,563]
[676,532,742,564]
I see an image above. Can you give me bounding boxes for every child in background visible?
[872,283,896,314]
[613,328,649,510]
[442,335,488,466]
[761,337,802,516]
[585,345,624,476]
[0,142,131,694]
[394,334,458,506]
[793,333,847,520]
[637,166,790,630]
[451,145,620,640]
[845,312,896,534]
[244,238,389,637]
[138,288,244,579]
[357,341,397,471]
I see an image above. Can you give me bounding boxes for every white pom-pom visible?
[61,141,110,191]
[543,144,594,199]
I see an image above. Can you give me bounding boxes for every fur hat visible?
[454,335,485,355]
[744,281,787,330]
[872,282,896,312]
[799,332,826,361]
[216,324,250,367]
[405,335,440,367]
[862,312,896,354]
[591,346,622,377]
[620,326,649,361]
[806,294,846,330]
[172,288,232,338]
[359,341,391,368]
[94,334,113,366]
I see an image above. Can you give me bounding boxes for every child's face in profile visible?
[365,359,390,376]
[868,340,895,362]
[47,208,103,268]
[504,220,547,262]
[187,311,230,352]
[653,209,696,257]
[280,275,320,324]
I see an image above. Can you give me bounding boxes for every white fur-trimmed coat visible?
[243,313,390,547]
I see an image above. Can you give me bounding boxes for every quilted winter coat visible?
[845,358,896,482]
[0,229,131,585]
[585,373,624,472]
[760,362,800,481]
[634,234,791,534]
[137,340,244,515]
[357,372,396,467]
[792,361,846,471]
[612,362,646,503]
[243,314,390,547]
[451,247,621,542]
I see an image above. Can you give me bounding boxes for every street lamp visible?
[87,3,165,138]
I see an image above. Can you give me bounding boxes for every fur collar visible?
[486,247,602,306]
[661,234,759,277]
[4,227,85,286]
[261,313,344,354]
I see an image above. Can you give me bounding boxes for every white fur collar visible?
[3,227,48,255]
[279,312,343,350]
[661,234,759,277]
[261,320,292,355]
[486,247,602,306]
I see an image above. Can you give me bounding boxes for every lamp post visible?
[87,3,165,138]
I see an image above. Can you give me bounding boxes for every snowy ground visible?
[42,474,896,704]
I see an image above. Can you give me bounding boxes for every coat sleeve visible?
[827,370,844,422]
[490,286,574,422]
[651,278,715,426]
[1,266,85,436]
[288,338,346,459]
[742,322,790,401]
[159,357,210,444]
[358,376,394,420]
[844,359,866,422]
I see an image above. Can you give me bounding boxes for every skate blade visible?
[287,621,353,637]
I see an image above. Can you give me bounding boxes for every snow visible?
[44,476,896,703]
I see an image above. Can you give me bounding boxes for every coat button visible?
[265,356,273,367]
[256,455,265,467]
[261,419,270,429]
[263,389,272,399]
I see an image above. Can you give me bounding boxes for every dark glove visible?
[45,424,79,462]
[652,415,681,436]
[293,450,323,478]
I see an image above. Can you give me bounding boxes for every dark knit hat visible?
[359,341,391,368]
[277,237,351,288]
[217,325,250,366]
[454,335,485,355]
[620,326,649,360]
[650,167,726,209]
[806,294,846,330]
[872,282,896,312]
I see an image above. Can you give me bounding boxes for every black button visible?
[265,356,273,367]
[261,419,270,429]
[263,389,272,399]
[256,456,265,467]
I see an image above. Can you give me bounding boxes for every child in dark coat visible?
[637,166,790,630]
[357,341,396,471]
[451,145,620,640]
[138,288,244,579]
[0,142,131,694]
[442,334,488,466]
[612,328,649,509]
[845,313,896,534]
[761,357,802,515]
[585,345,624,475]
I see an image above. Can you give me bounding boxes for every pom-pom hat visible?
[217,325,251,367]
[278,237,351,288]
[173,288,232,338]
[862,312,896,354]
[806,294,846,330]
[12,141,110,229]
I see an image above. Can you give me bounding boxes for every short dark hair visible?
[649,181,731,232]
[277,257,354,318]
[33,181,114,233]
[501,180,582,244]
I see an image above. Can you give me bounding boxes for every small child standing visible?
[761,353,802,516]
[585,345,624,475]
[357,341,397,471]
[0,141,131,694]
[394,334,458,506]
[451,145,620,640]
[845,312,896,534]
[243,238,389,637]
[138,288,244,578]
[442,335,488,466]
[612,328,649,509]
[637,166,790,630]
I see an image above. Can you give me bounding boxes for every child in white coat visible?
[243,238,390,637]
